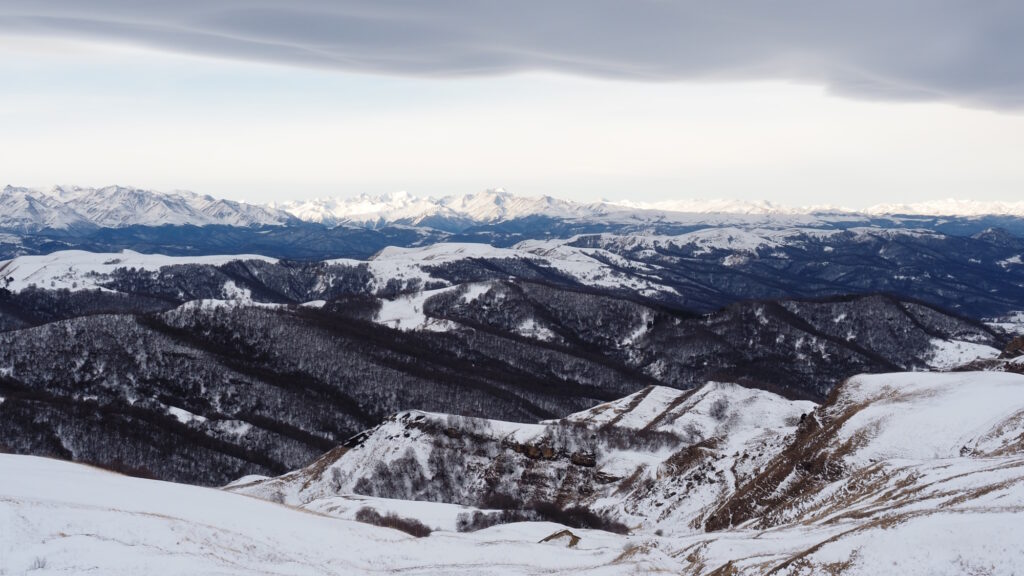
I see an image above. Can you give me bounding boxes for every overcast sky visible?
[2,1,1023,206]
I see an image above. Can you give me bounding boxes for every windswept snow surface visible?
[832,371,1024,464]
[0,455,661,575]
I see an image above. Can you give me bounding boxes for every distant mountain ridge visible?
[279,189,1024,227]
[7,185,1024,235]
[1,185,297,232]
[272,188,603,229]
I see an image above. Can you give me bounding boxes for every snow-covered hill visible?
[228,371,1024,574]
[231,370,1024,530]
[0,185,296,231]
[0,249,278,292]
[230,382,816,536]
[704,372,1024,530]
[8,372,1019,574]
[0,241,673,299]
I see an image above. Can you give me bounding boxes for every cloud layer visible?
[2,1,1022,109]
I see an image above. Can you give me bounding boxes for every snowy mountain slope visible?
[227,371,1024,575]
[363,241,675,298]
[4,453,1024,575]
[5,371,1024,575]
[672,506,1024,575]
[0,454,663,576]
[925,337,1001,369]
[236,373,1024,536]
[229,382,816,536]
[704,372,1024,532]
[271,190,442,226]
[0,185,296,231]
[0,186,94,232]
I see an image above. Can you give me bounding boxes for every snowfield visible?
[925,337,1001,369]
[3,371,1024,574]
[0,455,654,575]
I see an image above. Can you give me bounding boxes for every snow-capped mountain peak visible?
[273,188,586,228]
[0,185,296,231]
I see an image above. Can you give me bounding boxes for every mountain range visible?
[8,185,1024,235]
[0,185,297,232]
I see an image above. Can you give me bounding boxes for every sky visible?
[1,1,1023,207]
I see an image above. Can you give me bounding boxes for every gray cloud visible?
[2,1,1022,109]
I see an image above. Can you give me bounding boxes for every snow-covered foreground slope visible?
[4,372,1024,575]
[0,455,661,575]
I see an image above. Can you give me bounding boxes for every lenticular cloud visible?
[1,1,1023,109]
